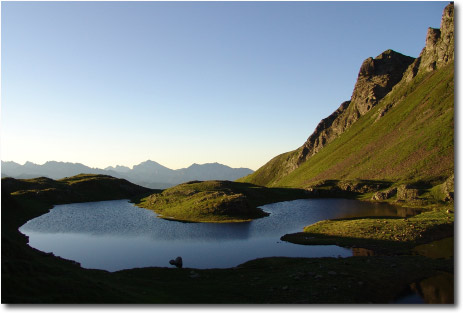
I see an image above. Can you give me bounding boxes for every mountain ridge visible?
[239,2,454,193]
[1,160,253,189]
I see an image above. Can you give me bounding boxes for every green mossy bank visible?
[282,207,454,256]
[136,180,307,222]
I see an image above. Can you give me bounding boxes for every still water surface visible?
[20,198,414,271]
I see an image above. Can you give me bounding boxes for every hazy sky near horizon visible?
[1,1,448,170]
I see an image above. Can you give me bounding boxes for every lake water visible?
[19,198,414,271]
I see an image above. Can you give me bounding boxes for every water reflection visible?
[351,248,375,256]
[396,273,454,304]
[20,198,410,271]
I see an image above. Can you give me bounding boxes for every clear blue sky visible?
[1,1,448,170]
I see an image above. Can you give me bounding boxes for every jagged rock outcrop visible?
[297,50,414,164]
[403,2,454,81]
[351,50,416,115]
[297,101,351,163]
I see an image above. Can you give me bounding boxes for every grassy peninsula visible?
[282,206,454,256]
[136,180,307,222]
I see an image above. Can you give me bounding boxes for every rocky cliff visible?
[240,2,454,188]
[404,2,454,81]
[297,49,415,165]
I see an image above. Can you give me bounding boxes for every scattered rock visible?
[328,271,337,275]
[169,256,183,268]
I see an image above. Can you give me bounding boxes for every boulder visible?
[169,256,183,268]
[396,185,420,201]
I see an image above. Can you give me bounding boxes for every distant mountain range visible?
[1,160,254,189]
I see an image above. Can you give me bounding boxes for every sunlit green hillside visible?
[240,62,454,189]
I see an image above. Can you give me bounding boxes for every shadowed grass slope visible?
[240,62,454,189]
[2,174,154,205]
[136,180,308,222]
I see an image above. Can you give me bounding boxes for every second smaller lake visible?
[20,198,416,271]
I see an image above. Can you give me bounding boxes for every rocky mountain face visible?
[241,2,454,188]
[297,50,415,165]
[404,3,454,81]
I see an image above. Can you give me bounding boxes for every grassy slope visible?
[136,180,307,222]
[241,62,454,189]
[236,150,301,186]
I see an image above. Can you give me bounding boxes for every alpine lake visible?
[20,198,417,271]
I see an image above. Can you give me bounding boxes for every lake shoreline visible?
[1,176,454,303]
